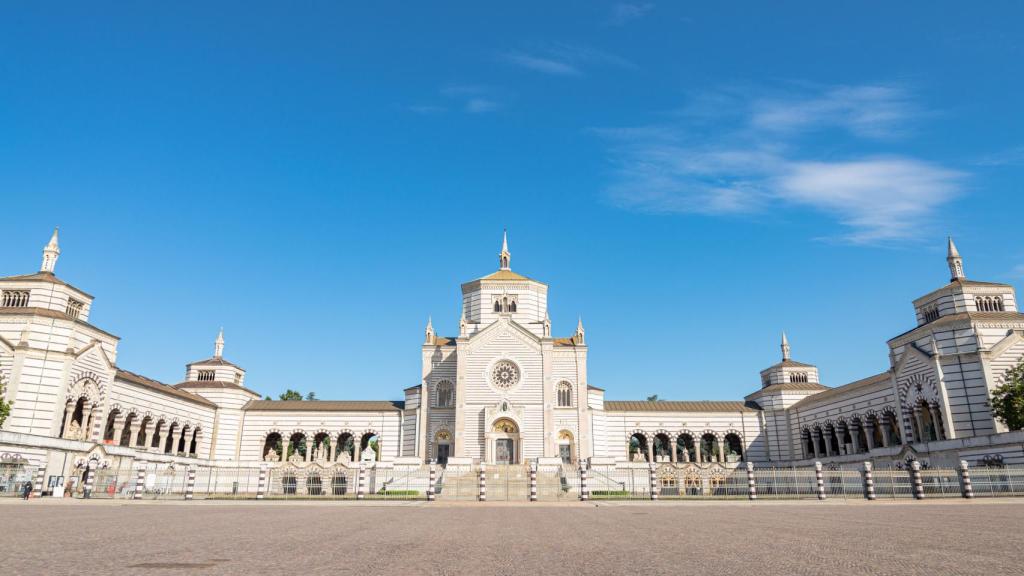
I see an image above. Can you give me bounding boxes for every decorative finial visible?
[459,310,468,338]
[947,236,964,281]
[40,227,61,273]
[499,230,511,271]
[781,331,791,361]
[425,316,435,345]
[573,315,585,345]
[214,328,225,358]
[543,311,551,338]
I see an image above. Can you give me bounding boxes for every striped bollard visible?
[814,461,826,500]
[357,462,366,500]
[863,462,876,501]
[649,464,658,501]
[746,462,757,500]
[427,463,436,502]
[910,460,924,500]
[256,464,268,500]
[959,460,974,499]
[134,463,146,500]
[478,467,487,502]
[33,467,46,498]
[580,464,589,502]
[83,461,96,499]
[185,466,196,500]
[529,463,537,502]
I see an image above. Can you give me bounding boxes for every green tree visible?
[279,389,303,401]
[646,394,660,402]
[305,391,317,401]
[0,373,11,428]
[991,359,1024,431]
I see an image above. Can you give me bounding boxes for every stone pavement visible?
[3,499,1022,575]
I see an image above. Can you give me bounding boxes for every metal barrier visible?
[536,464,579,501]
[969,465,1024,497]
[365,466,430,500]
[920,467,962,498]
[822,464,864,499]
[870,466,915,499]
[436,465,479,501]
[587,466,650,499]
[752,466,819,499]
[485,465,529,501]
[90,465,136,499]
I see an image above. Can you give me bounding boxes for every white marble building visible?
[3,230,1024,487]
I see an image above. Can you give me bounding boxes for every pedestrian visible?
[22,480,32,500]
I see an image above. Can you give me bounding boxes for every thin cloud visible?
[598,84,965,243]
[503,52,581,76]
[501,43,634,77]
[406,104,446,115]
[607,3,655,26]
[975,145,1024,166]
[465,98,500,113]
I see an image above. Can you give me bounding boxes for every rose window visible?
[491,360,520,390]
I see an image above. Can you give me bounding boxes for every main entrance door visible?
[495,439,514,464]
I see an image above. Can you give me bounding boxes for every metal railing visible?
[970,465,1024,497]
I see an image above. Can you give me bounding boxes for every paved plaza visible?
[3,499,1023,575]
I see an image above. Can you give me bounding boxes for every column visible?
[880,419,891,448]
[928,405,944,440]
[864,423,876,451]
[281,437,289,462]
[61,399,75,439]
[913,409,927,443]
[716,438,725,463]
[910,460,924,500]
[824,431,834,457]
[355,438,363,463]
[669,438,677,463]
[304,438,312,463]
[128,420,141,449]
[80,404,94,441]
[746,462,757,500]
[863,462,876,501]
[112,418,126,447]
[153,422,168,452]
[329,440,336,463]
[850,424,861,454]
[177,427,188,454]
[696,440,703,464]
[959,460,974,499]
[814,461,825,501]
[811,433,822,459]
[645,438,653,463]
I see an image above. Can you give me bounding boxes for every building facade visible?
[2,230,1024,492]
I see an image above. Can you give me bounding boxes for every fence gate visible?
[486,465,529,501]
[587,466,650,500]
[436,465,478,501]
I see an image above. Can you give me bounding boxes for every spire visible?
[214,328,225,358]
[459,310,468,338]
[573,316,585,345]
[424,316,436,345]
[499,230,511,271]
[947,236,964,281]
[781,332,791,361]
[40,227,60,273]
[543,311,551,338]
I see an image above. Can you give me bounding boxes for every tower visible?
[781,332,791,361]
[947,236,964,281]
[40,228,60,273]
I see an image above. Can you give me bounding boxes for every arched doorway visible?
[653,433,671,462]
[335,432,355,463]
[263,432,284,462]
[629,433,649,462]
[676,433,696,463]
[487,418,519,464]
[557,430,575,464]
[724,433,743,461]
[434,430,452,465]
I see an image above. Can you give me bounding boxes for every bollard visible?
[33,467,45,499]
[580,464,589,502]
[746,462,757,501]
[959,460,974,499]
[814,462,826,501]
[529,463,537,502]
[479,467,487,502]
[185,466,196,500]
[863,462,876,501]
[649,464,659,501]
[256,464,268,500]
[134,462,146,500]
[357,462,366,500]
[427,463,436,502]
[910,460,924,500]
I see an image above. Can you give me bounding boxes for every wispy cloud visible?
[465,98,500,113]
[503,52,581,76]
[607,3,654,26]
[501,43,634,77]
[598,84,965,244]
[407,85,504,115]
[406,104,446,115]
[975,145,1024,166]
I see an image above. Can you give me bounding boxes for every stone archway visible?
[486,418,520,465]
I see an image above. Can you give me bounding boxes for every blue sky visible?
[2,2,1023,401]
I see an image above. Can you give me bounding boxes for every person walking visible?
[22,480,32,500]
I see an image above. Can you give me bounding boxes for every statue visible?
[361,445,376,462]
[631,450,644,463]
[339,450,352,465]
[265,447,278,462]
[682,448,690,463]
[66,421,81,440]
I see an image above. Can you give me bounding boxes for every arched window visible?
[789,372,808,383]
[494,300,501,312]
[556,381,573,407]
[436,380,454,408]
[995,297,1005,312]
[923,306,940,323]
[509,300,517,313]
